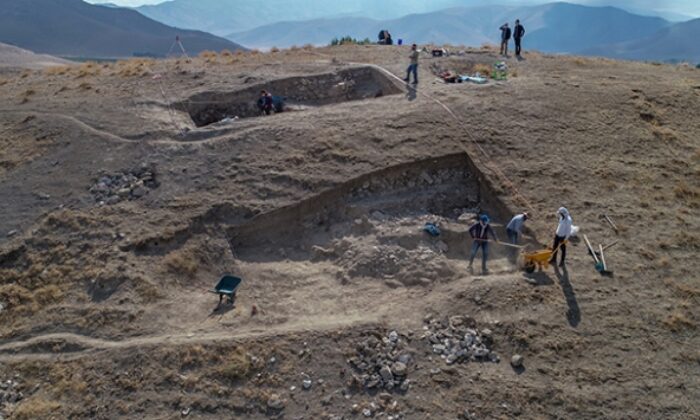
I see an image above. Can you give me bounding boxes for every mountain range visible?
[0,0,244,59]
[228,3,669,53]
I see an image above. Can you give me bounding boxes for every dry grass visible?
[216,347,252,381]
[163,248,199,276]
[44,66,70,76]
[19,88,36,103]
[663,311,696,332]
[114,58,154,77]
[11,397,61,420]
[75,61,101,78]
[664,278,700,301]
[673,181,699,207]
[473,63,492,76]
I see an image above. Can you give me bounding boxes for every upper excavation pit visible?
[178,66,402,127]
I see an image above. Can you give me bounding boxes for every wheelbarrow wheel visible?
[524,261,536,273]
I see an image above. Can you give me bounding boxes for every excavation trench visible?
[177,66,402,127]
[227,153,520,286]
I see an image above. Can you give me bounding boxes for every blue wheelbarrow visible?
[209,274,242,305]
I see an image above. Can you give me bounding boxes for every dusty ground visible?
[0,45,698,419]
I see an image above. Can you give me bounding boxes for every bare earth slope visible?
[0,43,72,70]
[0,46,698,419]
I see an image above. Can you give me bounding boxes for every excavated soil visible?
[0,46,698,419]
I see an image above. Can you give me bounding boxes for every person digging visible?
[549,207,572,267]
[468,214,499,274]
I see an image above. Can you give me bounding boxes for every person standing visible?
[468,214,499,273]
[404,44,419,84]
[499,23,512,56]
[258,90,273,115]
[513,19,525,58]
[549,207,572,267]
[506,212,528,244]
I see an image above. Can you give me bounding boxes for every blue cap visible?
[480,214,490,223]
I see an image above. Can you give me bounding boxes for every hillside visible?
[586,18,700,63]
[228,2,669,54]
[0,0,245,59]
[137,0,480,35]
[0,45,698,419]
[0,42,73,70]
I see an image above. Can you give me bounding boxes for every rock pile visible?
[347,330,412,392]
[0,378,23,412]
[421,315,499,365]
[89,164,158,205]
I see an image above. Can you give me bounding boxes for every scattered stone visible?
[422,314,498,366]
[511,354,524,368]
[362,408,373,417]
[37,193,51,200]
[391,362,407,376]
[6,230,17,238]
[267,394,285,410]
[347,330,412,393]
[302,379,312,390]
[89,164,159,205]
[181,407,191,417]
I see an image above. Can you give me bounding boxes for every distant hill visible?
[0,0,245,59]
[0,42,73,69]
[228,2,670,54]
[136,0,482,35]
[585,18,700,63]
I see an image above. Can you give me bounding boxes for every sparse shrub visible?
[473,63,492,76]
[11,398,61,420]
[0,78,7,86]
[330,36,372,46]
[270,46,280,53]
[199,50,217,59]
[663,311,696,332]
[573,57,586,66]
[302,44,314,50]
[78,82,92,90]
[220,49,233,57]
[163,249,199,276]
[217,348,252,381]
[44,66,69,76]
[75,61,101,78]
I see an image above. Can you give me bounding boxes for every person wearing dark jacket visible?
[468,214,499,273]
[513,19,525,57]
[257,90,273,115]
[499,23,512,56]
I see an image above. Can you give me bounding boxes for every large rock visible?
[511,354,524,368]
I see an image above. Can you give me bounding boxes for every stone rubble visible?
[0,378,23,414]
[421,315,499,365]
[347,330,412,393]
[89,164,159,205]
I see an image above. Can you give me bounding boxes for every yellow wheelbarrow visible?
[521,241,567,273]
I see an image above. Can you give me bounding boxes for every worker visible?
[499,23,512,56]
[404,44,419,84]
[506,212,528,244]
[513,19,526,58]
[468,214,499,273]
[549,207,572,267]
[257,90,273,115]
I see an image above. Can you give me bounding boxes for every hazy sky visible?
[86,1,700,17]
